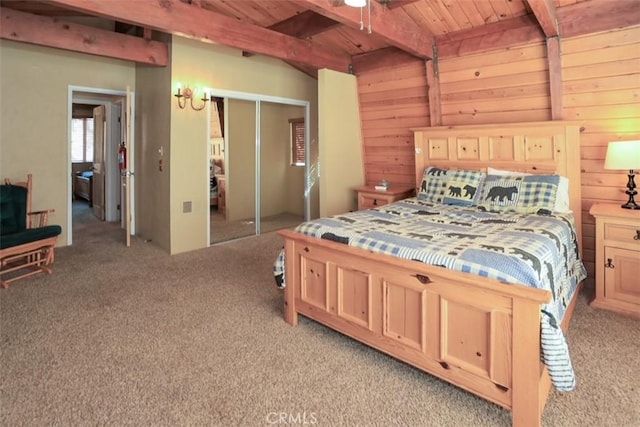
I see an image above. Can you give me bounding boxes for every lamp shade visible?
[345,0,367,7]
[604,140,640,170]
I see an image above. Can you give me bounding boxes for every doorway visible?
[207,90,310,245]
[68,86,135,245]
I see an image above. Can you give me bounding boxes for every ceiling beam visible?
[269,9,340,39]
[437,14,544,59]
[525,0,559,37]
[45,0,352,73]
[0,7,168,66]
[351,46,417,74]
[558,0,640,38]
[242,9,339,72]
[380,0,421,10]
[293,0,434,59]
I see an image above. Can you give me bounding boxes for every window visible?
[290,118,305,166]
[71,118,94,162]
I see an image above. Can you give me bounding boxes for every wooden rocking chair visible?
[0,174,62,288]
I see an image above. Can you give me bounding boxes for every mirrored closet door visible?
[208,92,310,245]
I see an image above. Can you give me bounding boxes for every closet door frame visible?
[206,88,310,245]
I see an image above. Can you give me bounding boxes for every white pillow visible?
[486,167,570,213]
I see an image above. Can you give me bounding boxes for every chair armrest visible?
[27,209,54,228]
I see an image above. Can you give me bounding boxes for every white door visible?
[123,87,133,246]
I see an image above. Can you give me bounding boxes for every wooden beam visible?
[46,0,351,73]
[525,0,559,37]
[380,0,421,10]
[293,0,434,59]
[546,36,563,120]
[558,0,640,38]
[436,0,638,60]
[269,10,340,38]
[437,15,545,59]
[426,55,441,126]
[351,46,418,74]
[243,10,338,69]
[0,7,168,66]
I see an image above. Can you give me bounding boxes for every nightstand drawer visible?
[359,193,392,209]
[604,223,640,244]
[353,185,415,211]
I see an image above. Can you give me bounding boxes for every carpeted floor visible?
[210,209,303,244]
[1,213,639,426]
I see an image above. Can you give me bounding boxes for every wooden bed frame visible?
[278,121,584,426]
[74,172,92,206]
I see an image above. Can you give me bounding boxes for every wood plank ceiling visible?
[1,0,638,77]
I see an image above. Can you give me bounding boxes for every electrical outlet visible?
[183,201,192,213]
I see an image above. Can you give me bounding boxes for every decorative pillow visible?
[478,174,560,212]
[418,167,485,206]
[486,167,570,213]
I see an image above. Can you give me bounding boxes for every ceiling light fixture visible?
[345,0,372,33]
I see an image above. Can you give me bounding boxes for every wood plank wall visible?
[358,61,430,188]
[356,24,640,287]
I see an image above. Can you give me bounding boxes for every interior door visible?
[92,105,106,221]
[123,87,132,246]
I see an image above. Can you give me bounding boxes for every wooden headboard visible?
[412,121,583,252]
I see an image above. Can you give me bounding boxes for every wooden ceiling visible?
[1,0,638,77]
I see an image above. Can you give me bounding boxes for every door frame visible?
[67,85,136,245]
[206,88,310,245]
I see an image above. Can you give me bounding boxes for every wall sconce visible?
[175,83,209,111]
[604,140,640,209]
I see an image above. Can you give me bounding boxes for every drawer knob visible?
[414,273,432,284]
[605,258,615,269]
[634,230,640,240]
[373,199,378,206]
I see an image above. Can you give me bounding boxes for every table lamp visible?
[604,140,640,209]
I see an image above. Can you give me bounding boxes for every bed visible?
[274,121,585,427]
[74,170,93,205]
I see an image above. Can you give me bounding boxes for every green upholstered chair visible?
[0,174,62,288]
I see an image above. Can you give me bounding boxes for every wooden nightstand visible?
[354,185,414,211]
[589,203,640,318]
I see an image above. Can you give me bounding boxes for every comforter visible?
[273,198,587,391]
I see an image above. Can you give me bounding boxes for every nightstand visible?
[354,185,414,211]
[589,203,640,318]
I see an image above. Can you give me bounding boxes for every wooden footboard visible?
[279,229,575,427]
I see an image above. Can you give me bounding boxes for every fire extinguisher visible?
[118,142,127,172]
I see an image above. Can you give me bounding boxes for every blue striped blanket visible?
[273,198,586,391]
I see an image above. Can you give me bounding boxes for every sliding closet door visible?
[259,102,305,234]
[214,98,256,242]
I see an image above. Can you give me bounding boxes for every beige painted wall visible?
[0,40,136,246]
[318,69,365,216]
[135,62,172,251]
[169,37,319,253]
[0,35,331,255]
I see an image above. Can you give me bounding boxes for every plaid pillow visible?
[477,174,560,212]
[418,167,485,206]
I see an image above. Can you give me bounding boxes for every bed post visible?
[511,298,544,427]
[282,237,298,326]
